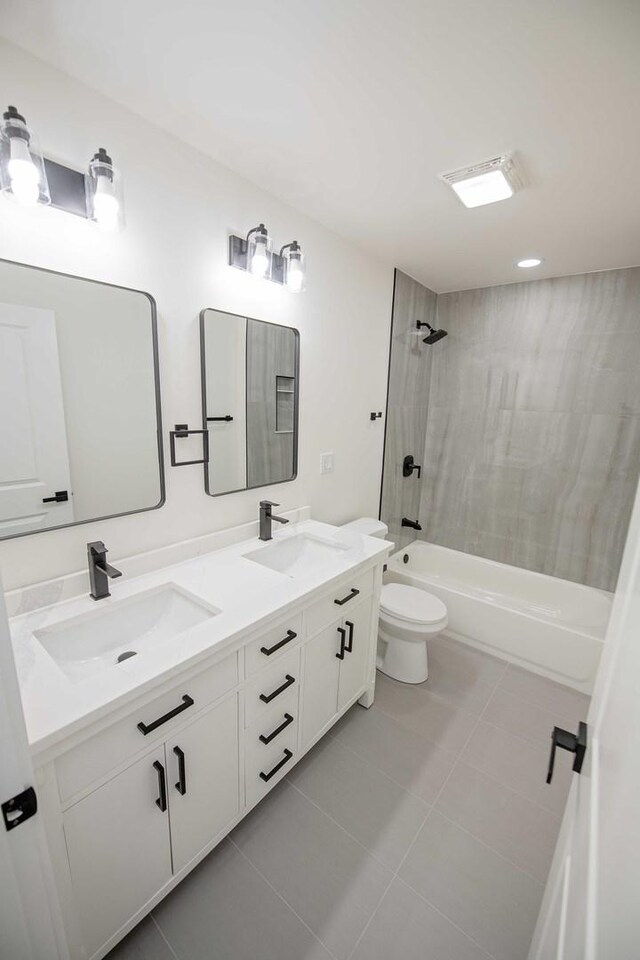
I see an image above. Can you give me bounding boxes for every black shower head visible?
[423,327,448,345]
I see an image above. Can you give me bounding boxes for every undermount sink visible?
[34,584,220,683]
[245,533,348,578]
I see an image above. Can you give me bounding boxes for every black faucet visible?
[401,518,422,531]
[259,501,289,541]
[87,541,123,600]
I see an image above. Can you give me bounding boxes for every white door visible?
[338,597,373,710]
[0,302,73,535]
[0,575,69,960]
[167,694,239,872]
[529,478,640,958]
[301,621,342,748]
[62,746,172,958]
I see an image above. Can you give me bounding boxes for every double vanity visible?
[10,518,391,960]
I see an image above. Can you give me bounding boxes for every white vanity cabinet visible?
[35,558,384,960]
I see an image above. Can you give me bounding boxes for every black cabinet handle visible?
[259,748,293,782]
[259,713,294,745]
[546,722,588,784]
[207,415,234,422]
[345,620,354,654]
[261,629,297,657]
[42,490,69,504]
[334,588,360,606]
[260,674,295,704]
[336,626,347,660]
[153,760,167,812]
[137,694,194,735]
[174,746,187,795]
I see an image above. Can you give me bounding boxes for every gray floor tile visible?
[422,635,507,715]
[352,877,493,960]
[435,761,561,882]
[483,687,576,748]
[332,703,457,804]
[498,664,591,724]
[153,838,331,960]
[105,918,176,960]
[399,811,543,960]
[374,673,478,753]
[461,721,572,815]
[288,736,429,870]
[232,779,391,959]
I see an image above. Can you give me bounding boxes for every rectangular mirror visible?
[0,258,164,540]
[200,309,299,496]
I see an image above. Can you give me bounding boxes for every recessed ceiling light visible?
[439,153,523,209]
[516,258,543,268]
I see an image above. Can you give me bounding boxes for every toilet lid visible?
[380,583,447,625]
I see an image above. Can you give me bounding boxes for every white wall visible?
[0,39,393,590]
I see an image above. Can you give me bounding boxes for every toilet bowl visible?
[340,518,449,684]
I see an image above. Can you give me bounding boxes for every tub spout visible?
[401,518,422,531]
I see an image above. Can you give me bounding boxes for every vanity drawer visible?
[56,652,238,804]
[305,568,374,638]
[244,647,300,728]
[245,694,299,808]
[245,613,304,677]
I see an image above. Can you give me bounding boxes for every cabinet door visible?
[301,620,342,749]
[338,597,374,711]
[167,694,239,873]
[63,745,172,959]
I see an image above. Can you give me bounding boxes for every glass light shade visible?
[0,106,50,206]
[285,245,305,293]
[248,226,272,278]
[86,148,123,232]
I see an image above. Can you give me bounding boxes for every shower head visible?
[422,327,448,345]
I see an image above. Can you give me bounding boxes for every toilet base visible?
[377,632,429,684]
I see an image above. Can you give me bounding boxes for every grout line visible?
[229,838,340,960]
[150,914,181,960]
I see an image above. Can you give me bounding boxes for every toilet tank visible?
[341,517,388,539]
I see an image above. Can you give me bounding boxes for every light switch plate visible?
[320,452,334,475]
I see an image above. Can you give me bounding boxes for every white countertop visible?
[10,520,391,757]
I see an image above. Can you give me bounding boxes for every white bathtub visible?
[386,541,612,693]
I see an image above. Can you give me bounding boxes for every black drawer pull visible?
[260,674,295,704]
[261,629,297,657]
[334,588,360,606]
[336,626,347,660]
[174,746,187,795]
[345,619,354,653]
[137,694,194,735]
[259,748,293,782]
[153,760,167,812]
[260,713,294,744]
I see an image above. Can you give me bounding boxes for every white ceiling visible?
[2,0,640,292]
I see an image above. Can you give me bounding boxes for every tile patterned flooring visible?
[107,636,589,960]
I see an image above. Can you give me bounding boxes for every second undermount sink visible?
[34,584,220,683]
[245,533,349,578]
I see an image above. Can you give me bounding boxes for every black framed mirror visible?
[0,258,164,540]
[200,309,299,497]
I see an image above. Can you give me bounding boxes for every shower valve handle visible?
[402,455,422,479]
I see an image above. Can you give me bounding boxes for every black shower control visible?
[403,455,422,478]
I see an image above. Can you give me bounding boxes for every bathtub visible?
[385,541,612,693]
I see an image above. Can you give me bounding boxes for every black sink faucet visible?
[87,541,122,600]
[259,501,289,541]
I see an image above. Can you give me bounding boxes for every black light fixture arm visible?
[279,239,300,257]
[246,222,268,243]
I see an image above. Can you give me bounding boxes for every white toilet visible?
[341,518,448,684]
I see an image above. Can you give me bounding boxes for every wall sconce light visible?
[229,223,306,292]
[0,104,123,229]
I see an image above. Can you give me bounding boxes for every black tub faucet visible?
[259,501,289,541]
[401,518,422,531]
[88,541,122,600]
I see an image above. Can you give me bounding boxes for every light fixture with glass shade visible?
[247,223,272,278]
[0,105,50,207]
[281,240,305,293]
[86,147,122,232]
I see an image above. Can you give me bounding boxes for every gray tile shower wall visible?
[380,270,438,549]
[381,266,640,591]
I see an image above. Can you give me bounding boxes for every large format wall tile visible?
[416,267,640,591]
